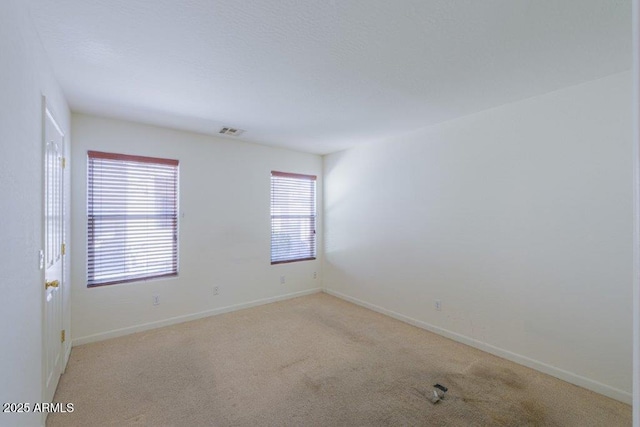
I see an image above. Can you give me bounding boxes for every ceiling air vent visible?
[219,127,245,137]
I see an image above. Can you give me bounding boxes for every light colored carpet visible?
[48,293,631,426]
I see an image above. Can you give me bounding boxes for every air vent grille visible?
[219,127,245,136]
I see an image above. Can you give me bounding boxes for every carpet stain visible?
[486,399,549,427]
[303,375,323,393]
[279,356,310,371]
[470,363,527,390]
[309,310,378,346]
[122,413,147,425]
[438,362,550,426]
[521,399,548,421]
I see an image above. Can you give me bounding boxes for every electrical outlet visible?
[280,276,286,285]
[153,295,160,306]
[435,300,441,311]
[313,271,317,279]
[213,286,219,296]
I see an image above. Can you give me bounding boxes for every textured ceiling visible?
[28,0,630,154]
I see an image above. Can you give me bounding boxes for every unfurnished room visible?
[2,0,639,426]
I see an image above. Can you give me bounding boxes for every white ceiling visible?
[28,0,631,155]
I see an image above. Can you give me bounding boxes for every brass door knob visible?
[45,280,59,289]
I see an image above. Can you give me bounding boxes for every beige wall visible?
[70,114,323,343]
[324,71,633,402]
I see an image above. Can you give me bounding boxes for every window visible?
[271,171,317,264]
[87,151,179,287]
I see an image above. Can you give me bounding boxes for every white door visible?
[43,105,65,403]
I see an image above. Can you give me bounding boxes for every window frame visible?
[270,171,317,265]
[86,150,179,287]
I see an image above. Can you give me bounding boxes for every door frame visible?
[632,0,639,423]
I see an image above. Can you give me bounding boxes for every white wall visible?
[324,72,633,403]
[0,1,71,426]
[71,114,322,343]
[632,2,640,423]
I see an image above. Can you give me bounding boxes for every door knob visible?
[45,280,59,289]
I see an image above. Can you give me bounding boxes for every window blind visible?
[87,151,179,287]
[271,171,317,264]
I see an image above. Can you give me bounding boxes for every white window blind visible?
[87,151,179,287]
[271,171,317,264]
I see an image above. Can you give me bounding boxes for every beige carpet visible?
[48,293,631,426]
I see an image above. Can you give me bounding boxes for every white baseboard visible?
[72,288,322,347]
[323,288,632,405]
